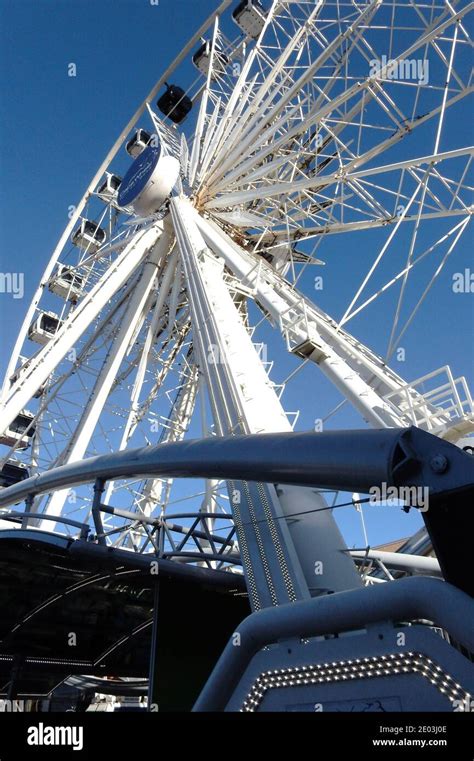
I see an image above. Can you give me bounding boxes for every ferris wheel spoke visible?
[107,360,200,548]
[189,18,221,187]
[203,0,327,172]
[409,0,470,87]
[205,2,381,188]
[0,223,167,441]
[339,217,471,327]
[206,99,367,198]
[134,361,199,520]
[385,170,437,359]
[385,215,471,362]
[193,206,473,440]
[247,206,471,245]
[204,147,474,221]
[1,0,472,570]
[102,326,193,509]
[0,264,141,472]
[35,227,173,525]
[124,254,181,430]
[128,321,191,438]
[193,209,404,423]
[194,0,283,186]
[205,87,473,229]
[200,7,472,241]
[337,158,472,332]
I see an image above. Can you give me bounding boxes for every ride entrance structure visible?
[0,0,473,714]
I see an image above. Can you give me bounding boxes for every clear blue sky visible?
[0,0,472,547]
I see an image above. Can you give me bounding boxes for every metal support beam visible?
[92,478,106,546]
[349,549,441,576]
[171,196,314,608]
[171,195,361,606]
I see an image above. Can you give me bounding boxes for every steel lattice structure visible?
[0,0,473,604]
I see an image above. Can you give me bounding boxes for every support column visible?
[171,196,361,607]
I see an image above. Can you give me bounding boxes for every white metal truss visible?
[0,0,472,576]
[170,195,360,604]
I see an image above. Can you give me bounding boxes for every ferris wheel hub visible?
[117,144,180,216]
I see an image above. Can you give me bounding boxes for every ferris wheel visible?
[0,0,472,599]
